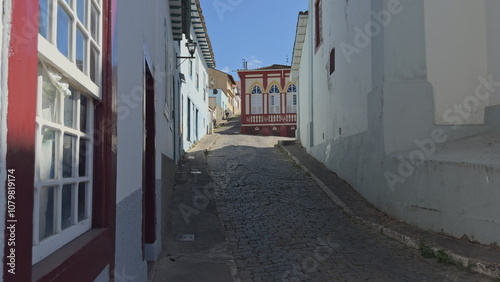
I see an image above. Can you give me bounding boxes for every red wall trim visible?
[238,69,294,137]
[240,75,246,133]
[3,0,38,280]
[33,230,111,281]
[3,0,116,280]
[91,0,117,278]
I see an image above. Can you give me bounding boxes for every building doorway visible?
[143,62,156,253]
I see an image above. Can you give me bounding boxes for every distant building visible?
[238,65,297,137]
[208,68,237,123]
[179,0,215,151]
[233,81,242,116]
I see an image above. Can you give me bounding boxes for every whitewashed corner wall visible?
[298,0,500,246]
[180,31,210,152]
[114,0,178,279]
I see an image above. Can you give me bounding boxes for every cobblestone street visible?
[206,119,493,282]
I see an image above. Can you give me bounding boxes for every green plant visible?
[418,240,435,258]
[436,250,453,264]
[437,250,471,271]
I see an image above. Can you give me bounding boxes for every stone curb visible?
[187,133,220,155]
[206,133,219,152]
[277,142,500,280]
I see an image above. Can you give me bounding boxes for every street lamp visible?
[178,39,197,59]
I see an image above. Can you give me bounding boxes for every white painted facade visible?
[294,0,500,245]
[425,0,500,125]
[0,0,201,279]
[180,32,210,152]
[115,0,180,277]
[233,86,241,116]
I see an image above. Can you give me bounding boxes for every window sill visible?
[32,228,112,281]
[38,35,101,100]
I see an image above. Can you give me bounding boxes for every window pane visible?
[63,134,76,178]
[39,0,50,38]
[90,4,99,40]
[64,89,76,128]
[61,184,73,230]
[80,95,88,133]
[57,5,71,58]
[39,186,56,241]
[79,139,88,176]
[40,129,57,180]
[252,95,262,114]
[78,182,87,222]
[77,0,86,25]
[41,69,59,122]
[90,47,98,83]
[76,28,86,72]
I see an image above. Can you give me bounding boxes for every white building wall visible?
[297,21,311,148]
[180,31,210,152]
[485,0,500,107]
[115,0,178,279]
[298,0,500,246]
[0,0,11,278]
[424,0,491,125]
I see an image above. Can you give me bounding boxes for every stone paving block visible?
[206,127,494,282]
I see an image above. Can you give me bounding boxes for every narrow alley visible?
[3,1,500,281]
[154,117,494,282]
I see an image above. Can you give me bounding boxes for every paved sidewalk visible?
[151,133,235,282]
[279,140,500,280]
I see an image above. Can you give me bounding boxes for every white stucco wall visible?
[424,0,493,125]
[382,0,432,153]
[323,0,370,141]
[114,0,178,278]
[116,0,177,203]
[116,0,146,203]
[297,18,311,148]
[300,0,371,150]
[180,32,210,152]
[297,0,500,246]
[0,0,11,278]
[485,0,500,107]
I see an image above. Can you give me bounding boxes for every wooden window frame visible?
[33,63,95,263]
[3,0,116,281]
[330,48,335,74]
[315,0,323,51]
[286,84,298,113]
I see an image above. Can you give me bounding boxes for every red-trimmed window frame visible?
[3,0,116,281]
[330,48,336,74]
[315,0,323,52]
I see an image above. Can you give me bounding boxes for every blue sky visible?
[201,0,308,80]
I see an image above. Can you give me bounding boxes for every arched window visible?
[287,84,298,113]
[269,84,280,94]
[251,85,262,94]
[269,84,280,114]
[251,85,263,114]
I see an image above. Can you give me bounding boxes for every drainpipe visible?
[308,0,314,148]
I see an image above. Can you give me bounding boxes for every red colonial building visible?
[238,65,298,137]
